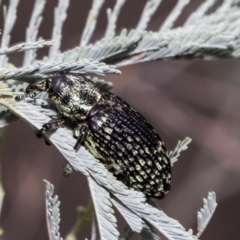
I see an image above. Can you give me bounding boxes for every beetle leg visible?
[44,139,52,146]
[15,90,41,101]
[33,99,51,107]
[73,123,89,151]
[108,164,131,187]
[63,162,73,176]
[108,164,123,175]
[125,172,131,188]
[37,117,65,137]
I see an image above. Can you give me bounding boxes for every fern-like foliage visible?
[0,0,233,239]
[196,192,217,238]
[44,180,62,240]
[169,137,192,166]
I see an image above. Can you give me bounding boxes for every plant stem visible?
[65,201,95,240]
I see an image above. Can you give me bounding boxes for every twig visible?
[91,213,98,240]
[65,201,95,240]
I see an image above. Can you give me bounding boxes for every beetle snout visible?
[25,79,47,93]
[25,84,35,93]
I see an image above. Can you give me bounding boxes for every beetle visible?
[16,73,171,198]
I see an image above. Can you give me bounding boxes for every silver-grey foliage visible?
[104,0,125,39]
[111,196,143,233]
[136,0,162,32]
[0,39,53,56]
[0,59,121,80]
[1,0,234,239]
[48,0,69,60]
[23,0,47,66]
[159,0,190,33]
[80,0,105,47]
[44,180,62,240]
[0,0,19,68]
[169,137,192,166]
[196,192,217,238]
[88,177,119,240]
[140,223,160,240]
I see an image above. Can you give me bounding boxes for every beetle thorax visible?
[47,74,102,121]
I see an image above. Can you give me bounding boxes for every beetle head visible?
[25,79,48,94]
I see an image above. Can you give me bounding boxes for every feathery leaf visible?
[104,0,125,39]
[0,0,19,68]
[23,0,46,66]
[184,0,218,26]
[136,0,162,31]
[0,59,121,80]
[159,0,190,32]
[140,223,160,240]
[48,0,69,59]
[80,0,105,47]
[196,192,217,238]
[111,196,143,233]
[58,29,142,63]
[44,180,63,240]
[0,40,54,56]
[88,177,119,240]
[169,137,192,166]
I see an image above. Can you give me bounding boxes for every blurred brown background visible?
[0,0,240,239]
